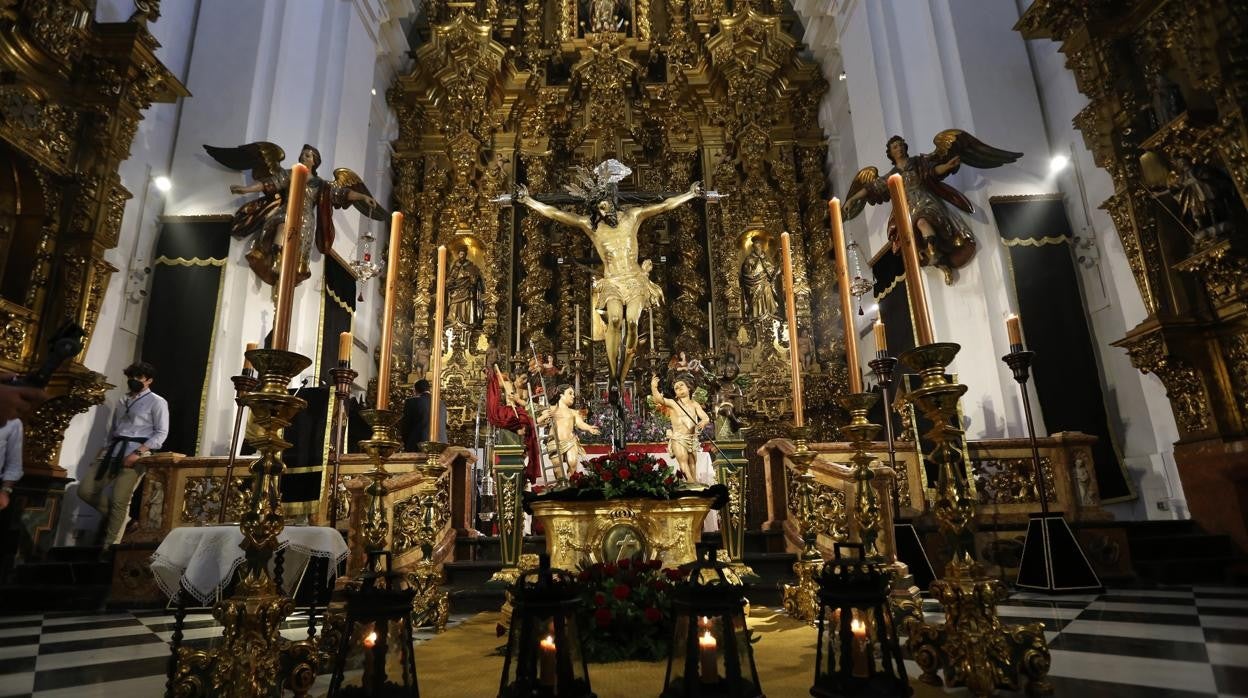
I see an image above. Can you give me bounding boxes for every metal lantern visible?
[662,544,763,698]
[329,553,421,697]
[812,544,911,698]
[499,554,595,698]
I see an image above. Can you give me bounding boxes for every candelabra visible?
[219,369,260,523]
[781,425,822,622]
[1003,348,1101,594]
[171,348,321,697]
[411,441,451,631]
[868,354,936,589]
[898,343,1052,698]
[328,362,358,531]
[836,392,883,559]
[357,408,401,566]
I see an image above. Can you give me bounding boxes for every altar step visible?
[442,530,796,614]
[1123,520,1246,586]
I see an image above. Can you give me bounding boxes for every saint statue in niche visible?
[446,247,484,327]
[205,142,384,286]
[585,0,629,33]
[739,241,779,319]
[843,130,1022,284]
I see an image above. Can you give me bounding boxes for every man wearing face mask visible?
[77,361,168,552]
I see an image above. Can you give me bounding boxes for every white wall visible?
[57,0,411,543]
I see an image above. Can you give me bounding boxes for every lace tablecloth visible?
[150,525,349,603]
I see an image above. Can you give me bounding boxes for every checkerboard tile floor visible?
[0,587,1244,697]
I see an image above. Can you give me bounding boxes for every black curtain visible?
[141,220,229,455]
[867,248,914,439]
[280,386,330,514]
[320,256,356,384]
[990,197,1132,502]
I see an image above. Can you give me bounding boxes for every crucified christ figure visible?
[513,172,704,408]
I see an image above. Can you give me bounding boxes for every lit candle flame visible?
[363,630,378,648]
[699,629,716,648]
[851,618,866,637]
[540,634,556,650]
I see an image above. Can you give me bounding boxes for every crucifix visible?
[494,159,725,448]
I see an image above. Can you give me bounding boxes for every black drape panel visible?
[990,197,1132,502]
[867,248,914,441]
[320,256,356,383]
[281,386,329,513]
[141,220,230,455]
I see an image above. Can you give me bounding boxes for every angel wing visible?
[930,129,1022,169]
[843,166,890,221]
[332,168,387,220]
[203,142,285,181]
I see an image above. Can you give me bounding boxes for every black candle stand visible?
[1003,348,1102,594]
[868,354,936,590]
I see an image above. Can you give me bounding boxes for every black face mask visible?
[127,379,145,393]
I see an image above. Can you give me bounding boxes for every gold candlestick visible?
[898,342,1053,697]
[171,348,320,697]
[838,392,883,559]
[829,198,862,393]
[377,212,403,411]
[887,174,935,346]
[273,163,309,351]
[429,245,448,440]
[779,232,804,426]
[357,408,402,565]
[781,425,821,622]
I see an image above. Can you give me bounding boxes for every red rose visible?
[644,607,663,624]
[665,568,683,581]
[664,476,674,486]
[649,559,663,570]
[613,584,631,600]
[618,468,631,480]
[602,470,614,481]
[603,563,617,576]
[594,591,607,607]
[618,558,631,570]
[578,570,591,582]
[628,452,640,462]
[595,608,612,628]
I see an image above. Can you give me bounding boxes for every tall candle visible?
[708,301,715,350]
[539,635,557,687]
[1006,314,1023,351]
[780,232,804,426]
[272,163,309,351]
[888,174,934,345]
[376,212,403,411]
[873,321,887,356]
[243,342,258,372]
[429,245,448,440]
[829,199,862,393]
[648,306,655,350]
[515,306,522,353]
[699,630,718,684]
[338,332,352,364]
[575,304,581,348]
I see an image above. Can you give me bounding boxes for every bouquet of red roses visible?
[575,558,683,662]
[567,450,682,499]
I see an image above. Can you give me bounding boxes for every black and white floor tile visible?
[0,586,1244,697]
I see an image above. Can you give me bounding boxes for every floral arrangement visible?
[567,450,683,499]
[575,559,682,662]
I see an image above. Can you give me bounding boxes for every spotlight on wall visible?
[153,175,172,192]
[1048,154,1069,175]
[371,88,377,96]
[838,71,847,81]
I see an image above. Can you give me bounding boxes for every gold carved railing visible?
[109,449,474,605]
[758,431,1110,557]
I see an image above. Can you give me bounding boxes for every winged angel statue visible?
[844,131,1022,284]
[204,142,384,286]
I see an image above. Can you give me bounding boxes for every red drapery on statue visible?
[486,369,543,483]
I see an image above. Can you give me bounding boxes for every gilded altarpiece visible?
[1018,0,1248,552]
[384,0,851,484]
[0,2,185,559]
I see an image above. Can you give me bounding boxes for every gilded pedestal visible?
[528,495,719,571]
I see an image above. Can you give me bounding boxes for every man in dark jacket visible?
[400,379,431,452]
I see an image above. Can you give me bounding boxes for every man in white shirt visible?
[0,419,22,511]
[78,362,169,550]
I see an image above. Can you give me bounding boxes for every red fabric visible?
[486,369,542,483]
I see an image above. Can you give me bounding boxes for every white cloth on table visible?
[150,525,349,604]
